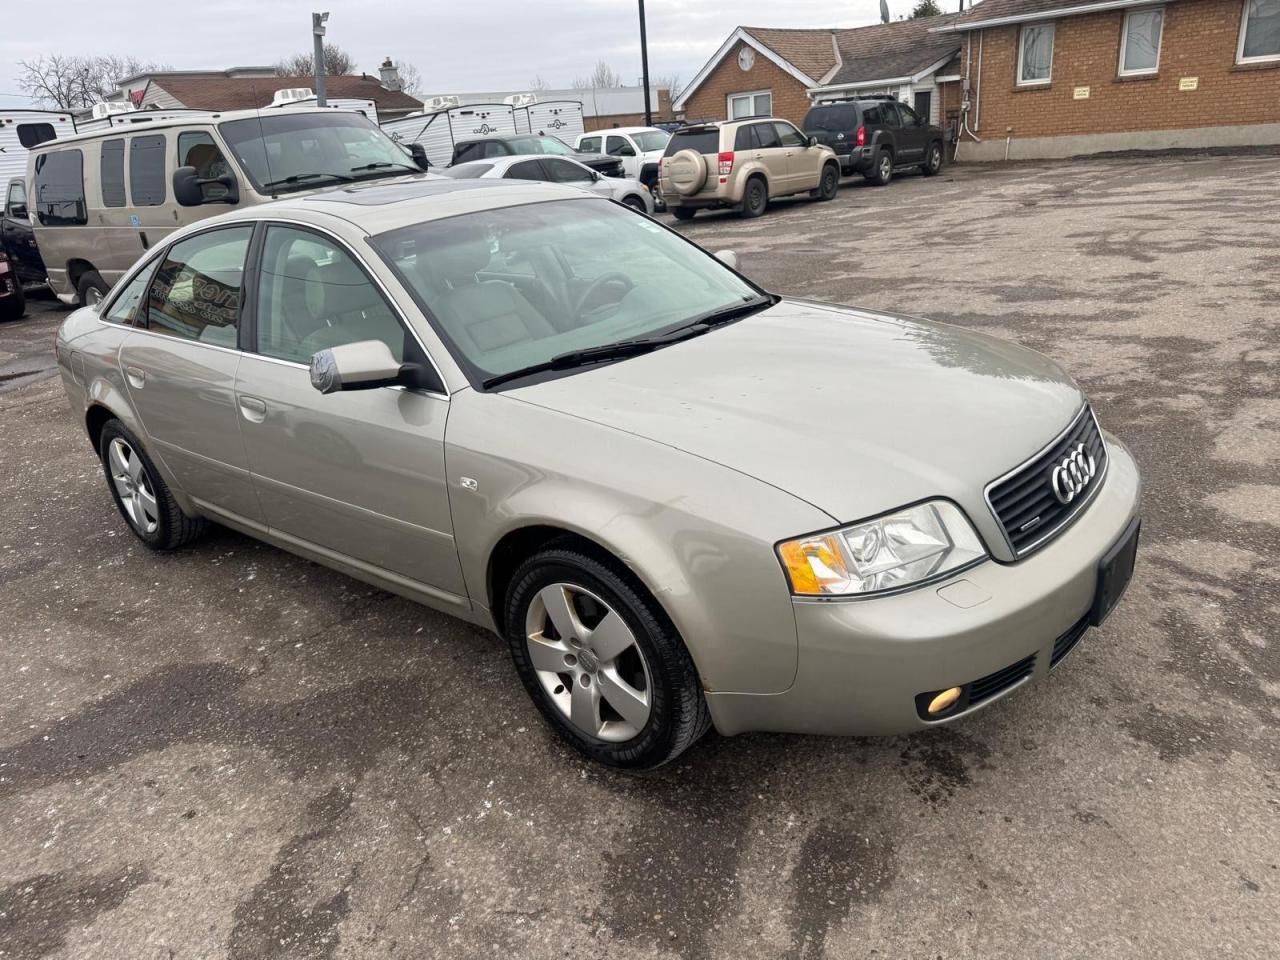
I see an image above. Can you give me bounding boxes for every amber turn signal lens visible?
[927,687,963,715]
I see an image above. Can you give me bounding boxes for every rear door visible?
[894,102,929,163]
[878,103,906,161]
[747,122,786,190]
[117,223,263,522]
[233,222,466,599]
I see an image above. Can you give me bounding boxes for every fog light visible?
[927,687,963,715]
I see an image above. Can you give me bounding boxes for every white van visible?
[29,107,428,304]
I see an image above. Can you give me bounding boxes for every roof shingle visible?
[151,75,422,114]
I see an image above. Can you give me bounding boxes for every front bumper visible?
[705,435,1142,737]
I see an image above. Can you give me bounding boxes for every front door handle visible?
[238,395,267,423]
[125,366,145,388]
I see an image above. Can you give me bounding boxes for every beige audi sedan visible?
[55,178,1141,768]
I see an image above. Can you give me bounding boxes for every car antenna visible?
[250,81,278,199]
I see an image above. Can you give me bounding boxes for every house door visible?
[914,91,933,126]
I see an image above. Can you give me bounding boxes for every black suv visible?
[450,134,624,177]
[1,177,45,288]
[803,98,945,185]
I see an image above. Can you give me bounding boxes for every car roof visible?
[586,126,665,136]
[185,175,596,236]
[36,107,368,147]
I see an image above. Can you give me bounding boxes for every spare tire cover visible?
[666,149,708,196]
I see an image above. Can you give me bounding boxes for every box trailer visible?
[267,87,379,124]
[513,100,585,142]
[73,102,211,135]
[0,110,76,184]
[381,102,517,167]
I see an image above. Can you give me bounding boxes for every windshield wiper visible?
[350,161,421,174]
[668,293,777,334]
[262,172,355,189]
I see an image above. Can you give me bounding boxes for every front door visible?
[233,223,466,599]
[604,134,639,179]
[773,121,816,192]
[2,181,44,283]
[913,91,933,127]
[894,103,928,164]
[117,223,263,522]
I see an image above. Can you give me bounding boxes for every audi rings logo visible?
[1051,443,1097,505]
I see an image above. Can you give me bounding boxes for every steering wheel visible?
[572,272,635,321]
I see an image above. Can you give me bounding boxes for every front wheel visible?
[813,164,839,201]
[922,142,944,176]
[670,206,697,221]
[866,150,893,186]
[98,420,207,550]
[505,548,711,769]
[621,195,647,212]
[740,177,768,218]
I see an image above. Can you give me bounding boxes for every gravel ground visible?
[0,152,1277,960]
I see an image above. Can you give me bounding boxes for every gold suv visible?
[659,117,840,220]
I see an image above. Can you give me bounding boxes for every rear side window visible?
[751,123,782,149]
[18,123,57,148]
[734,126,753,151]
[506,159,548,180]
[804,105,858,132]
[862,106,882,124]
[664,129,720,156]
[129,135,167,206]
[100,139,126,207]
[145,226,252,347]
[33,149,86,226]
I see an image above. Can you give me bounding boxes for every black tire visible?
[0,284,23,322]
[504,547,711,769]
[866,150,894,186]
[922,141,944,177]
[621,195,647,212]
[77,270,109,307]
[98,419,207,550]
[671,206,697,221]
[740,176,768,218]
[813,163,839,201]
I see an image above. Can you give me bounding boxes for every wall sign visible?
[1179,76,1199,91]
[1073,86,1090,100]
[738,47,755,72]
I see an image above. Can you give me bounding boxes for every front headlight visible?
[777,500,987,597]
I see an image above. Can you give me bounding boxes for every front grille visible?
[1050,615,1090,668]
[986,406,1107,556]
[968,654,1036,705]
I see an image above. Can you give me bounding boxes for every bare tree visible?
[572,61,623,89]
[395,60,422,94]
[275,43,357,78]
[655,73,683,98]
[16,54,171,109]
[528,75,550,91]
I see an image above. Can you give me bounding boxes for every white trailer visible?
[0,109,75,185]
[513,99,584,141]
[73,102,211,135]
[381,102,517,167]
[266,87,379,124]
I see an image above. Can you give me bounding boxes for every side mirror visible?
[311,340,410,394]
[408,143,431,170]
[173,166,239,207]
[806,135,818,148]
[714,249,738,270]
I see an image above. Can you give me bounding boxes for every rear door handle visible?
[238,395,267,423]
[125,366,145,388]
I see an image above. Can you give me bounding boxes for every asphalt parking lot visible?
[2,152,1278,960]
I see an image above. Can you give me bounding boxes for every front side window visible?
[145,226,252,347]
[728,91,772,119]
[129,134,167,206]
[177,131,233,202]
[33,149,86,226]
[774,122,807,148]
[579,136,602,152]
[100,139,126,207]
[103,258,160,325]
[1018,23,1056,85]
[18,123,57,148]
[508,136,574,156]
[897,104,925,128]
[219,112,416,195]
[605,135,636,157]
[1239,0,1280,62]
[1121,7,1165,74]
[255,225,408,365]
[371,198,761,385]
[5,181,27,218]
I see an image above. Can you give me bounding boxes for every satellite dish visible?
[880,0,890,23]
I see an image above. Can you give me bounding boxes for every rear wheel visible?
[866,150,894,186]
[0,284,23,322]
[77,270,109,307]
[505,548,711,769]
[740,177,768,218]
[98,420,207,550]
[922,141,944,176]
[671,206,697,221]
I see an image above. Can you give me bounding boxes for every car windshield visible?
[632,130,670,151]
[509,136,574,155]
[440,162,493,179]
[371,198,761,384]
[219,112,418,194]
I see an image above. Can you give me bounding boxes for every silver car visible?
[440,154,655,214]
[55,178,1141,769]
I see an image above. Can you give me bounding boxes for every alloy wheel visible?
[108,438,159,535]
[525,582,653,742]
[880,155,892,180]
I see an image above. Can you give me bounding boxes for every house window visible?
[727,90,772,120]
[1017,23,1055,85]
[1120,8,1164,75]
[1238,0,1280,63]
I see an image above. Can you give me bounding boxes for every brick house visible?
[674,16,965,129]
[935,0,1280,159]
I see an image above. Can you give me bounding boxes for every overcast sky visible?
[1,0,961,109]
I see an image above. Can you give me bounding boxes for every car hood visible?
[511,300,1084,546]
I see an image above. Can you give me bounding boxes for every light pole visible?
[312,11,330,107]
[638,0,652,125]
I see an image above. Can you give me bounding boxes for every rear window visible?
[664,129,720,157]
[100,139,126,207]
[804,104,859,133]
[129,134,167,206]
[33,149,86,226]
[18,123,57,148]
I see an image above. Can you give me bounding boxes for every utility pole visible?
[312,11,330,107]
[638,0,652,125]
